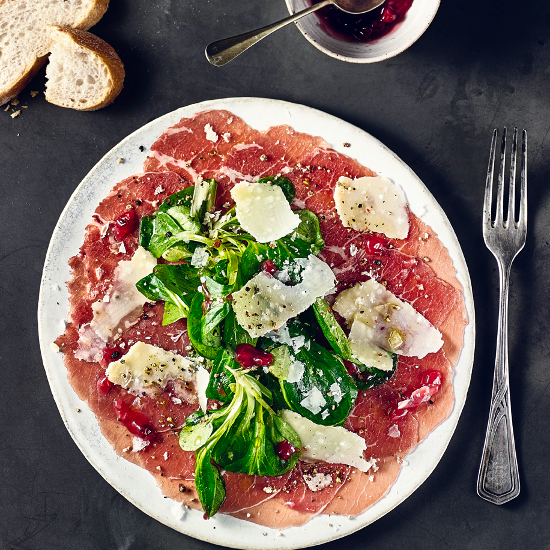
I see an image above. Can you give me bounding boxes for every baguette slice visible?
[45,26,124,111]
[0,0,109,105]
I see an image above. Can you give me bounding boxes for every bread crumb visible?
[11,97,19,106]
[22,105,28,108]
[4,105,9,112]
[30,91,39,97]
[117,157,124,163]
[11,110,21,118]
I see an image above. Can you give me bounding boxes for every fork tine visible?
[484,129,498,224]
[508,128,518,225]
[518,129,528,228]
[495,127,507,227]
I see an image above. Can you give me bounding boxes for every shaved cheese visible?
[333,278,443,359]
[231,180,300,243]
[300,387,326,415]
[348,318,394,371]
[106,341,199,395]
[281,410,376,473]
[90,247,156,341]
[195,365,210,412]
[231,255,336,338]
[334,176,409,239]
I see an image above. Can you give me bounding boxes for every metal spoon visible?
[205,0,386,66]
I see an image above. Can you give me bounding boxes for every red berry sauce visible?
[344,360,361,376]
[261,259,278,275]
[99,347,122,368]
[275,440,299,460]
[311,0,414,43]
[113,209,137,241]
[97,375,114,396]
[364,235,386,255]
[114,397,155,440]
[234,344,274,369]
[389,369,442,420]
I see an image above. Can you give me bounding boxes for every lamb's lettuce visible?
[179,350,301,518]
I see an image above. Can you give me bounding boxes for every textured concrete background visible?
[1,0,550,548]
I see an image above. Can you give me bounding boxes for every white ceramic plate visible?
[38,97,475,549]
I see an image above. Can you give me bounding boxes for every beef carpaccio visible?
[56,109,467,530]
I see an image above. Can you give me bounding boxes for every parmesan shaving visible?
[281,410,376,473]
[231,180,300,243]
[334,176,409,239]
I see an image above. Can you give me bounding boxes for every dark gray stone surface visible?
[1,0,549,548]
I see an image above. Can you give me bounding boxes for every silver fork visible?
[477,127,526,505]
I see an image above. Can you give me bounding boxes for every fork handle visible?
[477,261,520,504]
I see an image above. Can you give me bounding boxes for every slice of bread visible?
[45,26,124,111]
[0,0,109,105]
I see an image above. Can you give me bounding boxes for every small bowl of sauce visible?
[285,0,440,62]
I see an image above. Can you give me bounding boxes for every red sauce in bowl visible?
[311,0,414,42]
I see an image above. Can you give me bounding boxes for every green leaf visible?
[162,302,187,325]
[195,447,226,518]
[279,341,357,426]
[159,188,200,233]
[257,175,295,204]
[287,312,318,341]
[179,419,213,451]
[353,353,398,390]
[158,187,195,212]
[191,178,217,223]
[268,345,293,380]
[222,308,256,349]
[201,301,231,344]
[161,244,193,262]
[205,348,237,402]
[187,293,221,359]
[313,298,352,360]
[287,210,324,257]
[166,205,202,233]
[136,263,200,324]
[204,276,233,298]
[211,379,300,477]
[138,214,155,250]
[145,212,186,258]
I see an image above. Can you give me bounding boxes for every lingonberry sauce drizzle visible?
[113,208,137,241]
[114,397,156,440]
[234,343,274,369]
[275,440,300,460]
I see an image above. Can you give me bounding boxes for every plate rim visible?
[38,96,475,549]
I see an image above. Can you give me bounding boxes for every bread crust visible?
[0,55,47,106]
[45,26,125,111]
[0,0,110,106]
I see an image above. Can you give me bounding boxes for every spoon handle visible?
[205,0,332,67]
